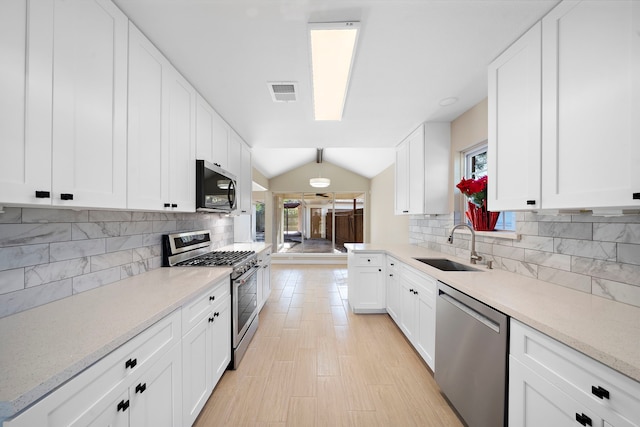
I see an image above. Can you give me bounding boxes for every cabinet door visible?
[130,343,182,427]
[212,111,230,170]
[488,22,542,211]
[195,94,216,164]
[416,278,436,371]
[263,262,271,303]
[385,265,400,323]
[394,140,410,214]
[72,390,130,427]
[228,130,243,177]
[509,357,603,427]
[408,126,425,214]
[399,283,416,342]
[209,295,231,388]
[541,0,640,211]
[51,0,128,208]
[165,67,196,212]
[237,142,252,214]
[0,0,52,205]
[127,23,169,211]
[182,315,212,427]
[352,267,385,311]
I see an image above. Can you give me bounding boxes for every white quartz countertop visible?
[345,243,640,383]
[219,242,271,253]
[0,266,231,420]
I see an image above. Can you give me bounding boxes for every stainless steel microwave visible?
[195,160,237,213]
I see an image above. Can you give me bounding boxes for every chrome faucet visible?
[448,224,483,264]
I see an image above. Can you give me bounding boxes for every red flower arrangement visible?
[456,175,488,206]
[455,175,499,231]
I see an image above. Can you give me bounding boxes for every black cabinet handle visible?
[378,269,382,272]
[575,413,592,426]
[414,290,419,295]
[214,163,221,167]
[390,263,394,266]
[633,193,640,200]
[214,312,220,317]
[60,193,73,200]
[389,274,393,277]
[591,385,610,399]
[208,317,214,323]
[367,259,371,262]
[526,200,536,205]
[171,203,178,208]
[164,203,170,208]
[35,191,50,198]
[402,210,409,213]
[135,383,147,394]
[209,295,215,301]
[409,288,414,293]
[117,400,130,412]
[125,358,137,369]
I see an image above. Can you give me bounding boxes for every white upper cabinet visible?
[195,94,230,171]
[165,67,196,212]
[128,23,195,212]
[0,0,52,206]
[50,0,128,209]
[490,0,640,213]
[541,0,640,213]
[228,130,243,178]
[0,0,127,209]
[488,22,542,212]
[395,123,450,215]
[127,23,169,211]
[237,142,252,214]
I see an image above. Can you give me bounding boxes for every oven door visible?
[232,266,259,348]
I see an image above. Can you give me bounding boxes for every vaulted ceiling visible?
[114,0,559,179]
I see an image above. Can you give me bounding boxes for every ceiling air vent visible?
[268,82,297,102]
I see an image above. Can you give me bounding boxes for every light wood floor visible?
[194,265,464,427]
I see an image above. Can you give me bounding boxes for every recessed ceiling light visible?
[439,97,459,107]
[309,22,360,121]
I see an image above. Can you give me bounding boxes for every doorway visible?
[274,192,364,255]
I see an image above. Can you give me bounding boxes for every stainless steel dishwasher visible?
[435,281,508,427]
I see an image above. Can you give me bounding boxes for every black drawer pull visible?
[575,413,592,426]
[171,203,178,208]
[389,274,393,277]
[135,383,147,394]
[633,193,640,200]
[117,400,130,412]
[526,200,536,205]
[402,210,409,213]
[209,295,215,301]
[208,317,215,323]
[125,358,137,369]
[214,312,220,317]
[60,193,73,200]
[591,385,610,399]
[164,203,170,208]
[35,191,50,198]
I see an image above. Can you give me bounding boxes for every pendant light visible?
[310,148,330,188]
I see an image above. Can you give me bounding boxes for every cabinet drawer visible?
[4,310,181,427]
[353,253,384,267]
[182,277,230,335]
[511,320,640,425]
[387,256,399,273]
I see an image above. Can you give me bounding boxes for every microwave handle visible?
[228,180,236,210]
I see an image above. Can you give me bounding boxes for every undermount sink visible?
[413,258,481,272]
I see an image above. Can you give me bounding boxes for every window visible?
[464,145,516,231]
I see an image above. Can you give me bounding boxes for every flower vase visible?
[466,200,500,231]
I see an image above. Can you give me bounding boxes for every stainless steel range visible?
[162,230,259,369]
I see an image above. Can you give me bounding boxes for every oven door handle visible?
[235,265,259,285]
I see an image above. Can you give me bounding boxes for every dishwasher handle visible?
[438,291,500,333]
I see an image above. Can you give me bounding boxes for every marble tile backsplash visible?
[0,207,234,318]
[409,212,640,308]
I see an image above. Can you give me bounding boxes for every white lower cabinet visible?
[398,264,435,371]
[385,257,400,322]
[181,279,231,427]
[509,357,602,427]
[347,252,386,313]
[4,310,182,427]
[510,319,640,427]
[257,247,272,311]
